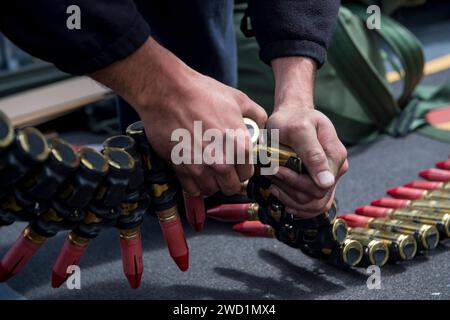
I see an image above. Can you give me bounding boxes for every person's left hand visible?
[266,107,348,219]
[266,56,348,219]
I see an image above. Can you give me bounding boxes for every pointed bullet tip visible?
[419,170,429,178]
[194,222,204,232]
[173,255,189,272]
[436,161,448,169]
[386,188,398,196]
[51,272,66,288]
[0,264,9,282]
[371,199,382,206]
[126,273,142,289]
[206,207,220,217]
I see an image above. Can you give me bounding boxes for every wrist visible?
[90,37,197,116]
[272,56,316,111]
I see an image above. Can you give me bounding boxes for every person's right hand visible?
[91,37,267,197]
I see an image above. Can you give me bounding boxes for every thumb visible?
[292,125,335,189]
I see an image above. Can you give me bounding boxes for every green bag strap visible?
[328,5,425,131]
[328,7,399,128]
[347,4,425,107]
[347,0,427,15]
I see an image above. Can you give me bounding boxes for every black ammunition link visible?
[103,135,151,232]
[126,121,179,212]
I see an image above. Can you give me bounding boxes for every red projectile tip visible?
[0,233,43,282]
[404,181,443,190]
[51,273,67,289]
[159,215,189,272]
[183,194,206,232]
[173,255,189,272]
[338,214,370,228]
[51,238,88,288]
[419,168,450,182]
[207,203,252,223]
[120,234,143,289]
[436,160,450,170]
[387,187,425,200]
[355,206,391,218]
[371,198,410,209]
[232,221,273,238]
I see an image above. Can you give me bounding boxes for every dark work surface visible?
[0,133,449,300]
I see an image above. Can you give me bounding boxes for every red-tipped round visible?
[159,216,189,272]
[405,180,444,190]
[120,232,143,289]
[0,234,43,282]
[51,238,88,288]
[419,168,450,182]
[232,221,274,238]
[338,214,370,228]
[387,187,426,200]
[371,198,411,209]
[207,204,253,222]
[183,194,206,232]
[436,160,450,170]
[355,206,391,218]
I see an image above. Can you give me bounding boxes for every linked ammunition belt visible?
[0,110,448,289]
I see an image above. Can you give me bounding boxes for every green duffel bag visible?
[236,2,450,144]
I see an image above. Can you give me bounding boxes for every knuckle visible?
[341,161,349,175]
[338,145,348,162]
[221,184,239,196]
[236,91,250,104]
[294,192,312,204]
[257,108,268,123]
[189,167,204,179]
[294,120,311,132]
[212,164,233,176]
[238,165,254,181]
[202,185,218,197]
[312,189,329,200]
[305,150,327,167]
[308,200,329,213]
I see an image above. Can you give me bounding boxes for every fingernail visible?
[317,171,335,187]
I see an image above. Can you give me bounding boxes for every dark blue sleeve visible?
[247,0,341,67]
[0,1,151,75]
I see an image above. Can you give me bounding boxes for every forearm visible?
[90,37,197,115]
[272,57,317,112]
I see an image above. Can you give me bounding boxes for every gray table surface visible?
[0,133,449,300]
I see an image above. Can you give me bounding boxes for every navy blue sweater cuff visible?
[260,39,327,67]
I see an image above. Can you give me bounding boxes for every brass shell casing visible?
[68,231,90,247]
[340,239,363,267]
[349,227,417,261]
[390,208,450,238]
[120,227,141,240]
[23,226,47,245]
[157,206,178,223]
[368,218,439,250]
[348,234,389,267]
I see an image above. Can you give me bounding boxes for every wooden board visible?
[0,76,112,127]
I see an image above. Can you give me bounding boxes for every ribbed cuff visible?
[57,14,152,75]
[259,39,327,68]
